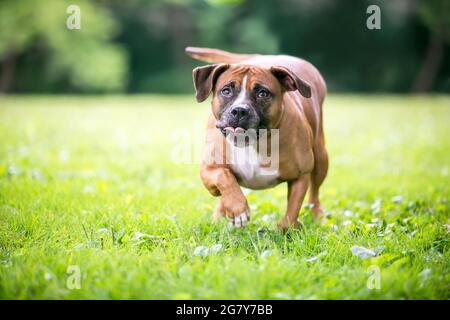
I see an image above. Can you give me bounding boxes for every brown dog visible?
[186,47,328,230]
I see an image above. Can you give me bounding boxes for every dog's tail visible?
[185,46,257,64]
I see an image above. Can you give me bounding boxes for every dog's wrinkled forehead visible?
[192,63,311,103]
[214,65,282,96]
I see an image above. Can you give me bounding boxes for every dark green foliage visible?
[0,0,448,93]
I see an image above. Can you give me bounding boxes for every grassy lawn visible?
[0,95,449,299]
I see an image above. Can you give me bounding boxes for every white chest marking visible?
[227,142,279,189]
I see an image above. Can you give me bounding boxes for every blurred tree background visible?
[0,0,448,94]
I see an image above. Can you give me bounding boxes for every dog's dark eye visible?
[257,89,271,99]
[221,87,233,97]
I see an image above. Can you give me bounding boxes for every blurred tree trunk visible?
[412,0,449,93]
[412,35,445,93]
[0,51,16,92]
[167,5,193,67]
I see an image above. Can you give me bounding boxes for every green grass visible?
[0,95,449,299]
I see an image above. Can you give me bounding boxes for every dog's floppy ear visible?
[270,66,312,98]
[192,63,230,102]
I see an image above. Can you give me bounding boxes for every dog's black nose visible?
[230,106,249,120]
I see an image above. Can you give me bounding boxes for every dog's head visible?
[191,64,311,145]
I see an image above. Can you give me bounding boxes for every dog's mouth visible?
[219,126,258,147]
[220,126,246,135]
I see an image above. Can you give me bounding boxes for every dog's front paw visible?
[228,211,250,228]
[222,194,250,228]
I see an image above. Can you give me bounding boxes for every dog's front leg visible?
[278,173,310,231]
[200,165,250,227]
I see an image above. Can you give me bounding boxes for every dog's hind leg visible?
[212,198,225,221]
[309,139,328,220]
